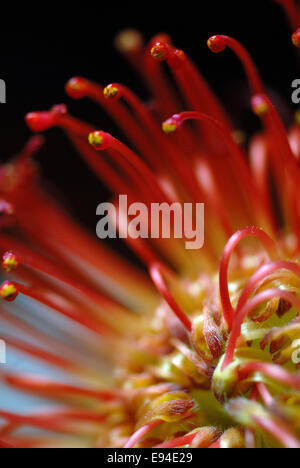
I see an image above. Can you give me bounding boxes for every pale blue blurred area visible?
[4,292,95,347]
[0,291,108,414]
[0,348,64,412]
[1,291,107,361]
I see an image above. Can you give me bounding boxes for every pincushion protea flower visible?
[0,0,300,449]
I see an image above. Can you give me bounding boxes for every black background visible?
[0,0,299,260]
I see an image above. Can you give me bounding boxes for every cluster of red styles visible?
[0,0,299,449]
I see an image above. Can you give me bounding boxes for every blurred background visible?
[0,0,299,260]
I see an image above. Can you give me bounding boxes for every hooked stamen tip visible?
[65,77,88,99]
[2,252,19,273]
[25,112,56,133]
[150,42,169,61]
[207,35,226,54]
[0,281,18,302]
[103,84,120,100]
[162,115,181,134]
[88,131,111,150]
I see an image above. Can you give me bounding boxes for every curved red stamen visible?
[253,415,300,449]
[219,227,279,328]
[239,361,300,391]
[223,288,300,368]
[164,112,272,229]
[0,409,98,435]
[207,35,264,95]
[14,282,117,338]
[236,260,300,314]
[88,130,170,204]
[0,307,94,371]
[142,34,183,120]
[1,334,76,370]
[103,83,204,203]
[3,373,119,402]
[124,419,163,448]
[0,162,155,308]
[4,244,136,333]
[66,133,132,196]
[149,263,192,332]
[72,129,155,204]
[150,41,231,132]
[154,432,198,448]
[0,234,124,310]
[26,106,93,139]
[66,77,169,170]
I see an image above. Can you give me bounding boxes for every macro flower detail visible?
[0,281,18,302]
[0,0,300,449]
[2,252,19,274]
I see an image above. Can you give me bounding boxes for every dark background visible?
[0,0,299,259]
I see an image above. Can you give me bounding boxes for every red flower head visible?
[0,0,300,449]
